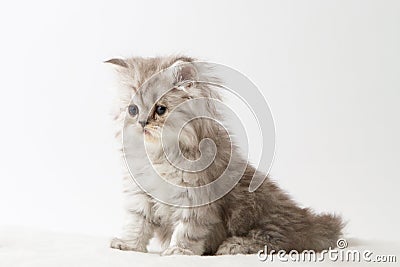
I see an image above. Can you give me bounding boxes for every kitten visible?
[106,56,343,255]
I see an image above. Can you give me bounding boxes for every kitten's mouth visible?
[143,128,159,142]
[143,129,152,136]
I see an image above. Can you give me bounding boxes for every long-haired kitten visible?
[106,56,343,255]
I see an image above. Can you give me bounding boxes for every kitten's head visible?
[107,56,222,154]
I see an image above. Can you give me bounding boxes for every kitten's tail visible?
[216,177,345,255]
[299,211,344,251]
[216,210,344,255]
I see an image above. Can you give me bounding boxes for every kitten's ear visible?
[172,60,198,82]
[104,58,128,68]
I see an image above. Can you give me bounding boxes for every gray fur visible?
[107,55,344,255]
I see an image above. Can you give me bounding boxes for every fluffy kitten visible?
[106,56,343,255]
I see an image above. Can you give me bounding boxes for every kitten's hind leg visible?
[215,230,283,255]
[216,236,262,255]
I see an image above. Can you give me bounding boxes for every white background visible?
[0,0,399,245]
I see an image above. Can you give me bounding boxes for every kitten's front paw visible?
[162,246,194,256]
[110,237,147,252]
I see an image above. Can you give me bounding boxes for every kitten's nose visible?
[138,120,148,128]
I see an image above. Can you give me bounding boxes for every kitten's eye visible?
[155,105,167,116]
[128,104,138,116]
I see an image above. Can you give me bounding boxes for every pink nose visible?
[139,120,148,128]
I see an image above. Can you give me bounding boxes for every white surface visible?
[0,226,398,267]
[0,1,400,265]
